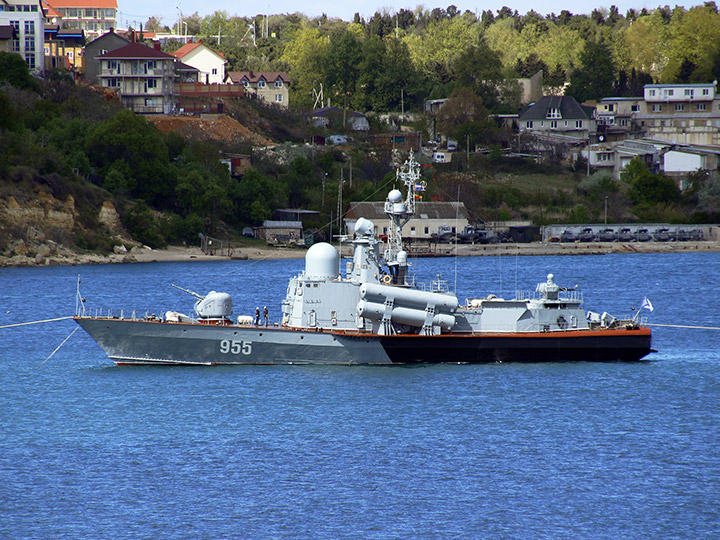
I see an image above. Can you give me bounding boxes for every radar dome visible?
[388,189,403,203]
[305,242,339,279]
[354,217,374,236]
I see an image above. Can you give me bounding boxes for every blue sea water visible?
[1,252,719,539]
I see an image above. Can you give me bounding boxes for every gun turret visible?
[171,284,204,300]
[172,284,232,319]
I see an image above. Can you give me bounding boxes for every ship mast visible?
[383,151,426,285]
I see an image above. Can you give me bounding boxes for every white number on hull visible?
[219,339,252,355]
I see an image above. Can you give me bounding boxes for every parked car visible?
[653,228,672,242]
[617,228,633,242]
[447,139,458,152]
[632,228,652,242]
[578,227,596,242]
[560,229,577,242]
[690,228,705,241]
[597,228,617,242]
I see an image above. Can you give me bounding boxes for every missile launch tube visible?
[360,283,458,312]
[357,300,456,331]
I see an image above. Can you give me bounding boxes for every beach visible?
[2,240,718,268]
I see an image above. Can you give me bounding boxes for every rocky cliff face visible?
[0,191,137,267]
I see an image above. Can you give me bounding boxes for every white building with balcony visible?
[0,0,45,71]
[636,83,720,146]
[97,42,176,114]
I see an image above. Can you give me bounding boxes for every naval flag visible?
[641,297,654,312]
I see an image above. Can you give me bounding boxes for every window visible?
[25,36,35,53]
[25,53,35,69]
[146,60,157,70]
[146,79,158,92]
[697,103,707,111]
[424,227,429,234]
[107,78,120,87]
[685,89,694,97]
[526,121,533,128]
[652,104,662,112]
[275,94,283,102]
[550,120,557,128]
[675,104,684,111]
[274,79,283,87]
[546,107,561,119]
[649,89,656,97]
[257,79,266,88]
[241,78,249,87]
[702,88,710,96]
[212,68,217,75]
[67,8,78,17]
[576,120,583,128]
[664,89,674,97]
[631,105,639,112]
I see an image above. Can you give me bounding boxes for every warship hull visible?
[74,317,652,365]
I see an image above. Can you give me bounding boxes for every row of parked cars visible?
[560,227,705,242]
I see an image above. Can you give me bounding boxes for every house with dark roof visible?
[0,25,17,53]
[518,95,597,142]
[344,201,469,240]
[171,41,226,85]
[226,71,290,107]
[96,41,177,114]
[310,106,370,131]
[83,28,129,83]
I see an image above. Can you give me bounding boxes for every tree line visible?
[145,3,720,113]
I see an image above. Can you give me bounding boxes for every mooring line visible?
[0,316,74,329]
[647,323,720,330]
[40,327,79,367]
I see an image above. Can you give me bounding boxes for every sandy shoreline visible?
[2,240,718,268]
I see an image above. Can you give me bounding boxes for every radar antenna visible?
[383,151,426,284]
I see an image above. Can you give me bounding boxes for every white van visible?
[432,152,447,163]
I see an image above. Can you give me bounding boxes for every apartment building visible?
[46,0,116,40]
[97,42,176,114]
[0,0,45,70]
[636,83,720,146]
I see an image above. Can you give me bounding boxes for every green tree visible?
[321,30,362,121]
[566,39,615,102]
[0,52,40,91]
[85,109,173,205]
[280,23,328,108]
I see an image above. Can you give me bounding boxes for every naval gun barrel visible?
[171,283,204,300]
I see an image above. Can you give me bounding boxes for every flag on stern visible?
[641,297,654,312]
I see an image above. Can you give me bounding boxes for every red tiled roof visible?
[46,0,117,7]
[42,1,63,17]
[173,40,225,59]
[98,42,175,59]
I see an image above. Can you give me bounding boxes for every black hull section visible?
[379,331,653,363]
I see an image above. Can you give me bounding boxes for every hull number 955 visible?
[220,339,252,355]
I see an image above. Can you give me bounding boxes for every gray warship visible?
[74,153,653,365]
